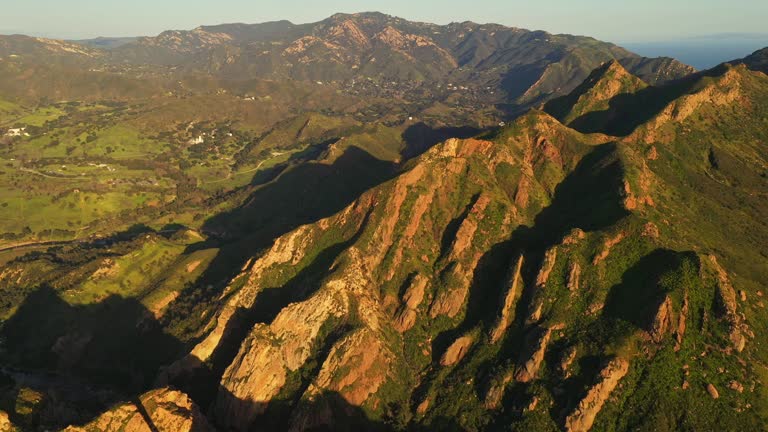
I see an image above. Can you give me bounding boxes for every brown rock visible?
[514,175,532,208]
[527,298,544,324]
[302,329,391,407]
[525,396,539,412]
[586,302,604,316]
[675,293,689,351]
[647,146,659,160]
[483,371,514,410]
[490,255,524,343]
[729,381,744,393]
[707,383,720,399]
[563,228,586,245]
[393,275,429,332]
[440,335,475,366]
[514,327,552,383]
[650,295,674,343]
[416,398,430,415]
[215,286,349,431]
[565,358,630,432]
[593,232,625,264]
[429,265,472,319]
[535,247,558,288]
[708,255,747,352]
[641,222,660,239]
[185,260,202,273]
[560,346,578,378]
[0,411,14,432]
[567,262,581,292]
[63,388,212,432]
[448,194,491,260]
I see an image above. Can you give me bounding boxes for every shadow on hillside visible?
[423,143,630,411]
[156,146,398,407]
[496,142,629,349]
[0,285,184,430]
[549,67,724,136]
[173,208,374,410]
[401,123,481,159]
[500,64,548,102]
[603,249,693,329]
[524,142,629,248]
[213,388,400,432]
[175,146,397,306]
[431,239,517,363]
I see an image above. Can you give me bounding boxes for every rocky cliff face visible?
[564,359,630,432]
[3,56,766,432]
[63,388,212,432]
[0,411,15,432]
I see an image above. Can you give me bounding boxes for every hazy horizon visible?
[2,0,767,42]
[3,2,768,70]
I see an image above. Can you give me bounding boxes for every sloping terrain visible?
[1,60,764,430]
[0,12,767,432]
[735,47,768,74]
[186,63,765,431]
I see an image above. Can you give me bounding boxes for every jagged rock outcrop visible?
[440,335,475,366]
[567,262,581,292]
[535,247,559,288]
[565,358,630,432]
[490,255,524,343]
[157,114,597,429]
[560,346,578,378]
[393,274,428,332]
[650,295,674,343]
[633,65,745,144]
[593,232,625,264]
[708,255,748,353]
[430,193,493,319]
[63,389,212,432]
[484,371,514,410]
[514,327,553,383]
[297,328,392,415]
[214,278,352,430]
[526,247,559,323]
[0,411,14,432]
[675,293,689,351]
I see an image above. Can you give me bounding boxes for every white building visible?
[5,127,29,137]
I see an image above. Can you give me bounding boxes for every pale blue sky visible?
[1,0,766,44]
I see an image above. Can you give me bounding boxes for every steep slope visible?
[148,61,768,429]
[63,388,212,432]
[1,62,765,431]
[2,21,766,432]
[734,46,768,74]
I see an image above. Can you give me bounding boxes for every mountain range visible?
[1,13,693,110]
[0,12,767,432]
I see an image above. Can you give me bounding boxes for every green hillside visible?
[0,12,766,432]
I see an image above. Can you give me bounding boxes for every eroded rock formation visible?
[565,358,630,432]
